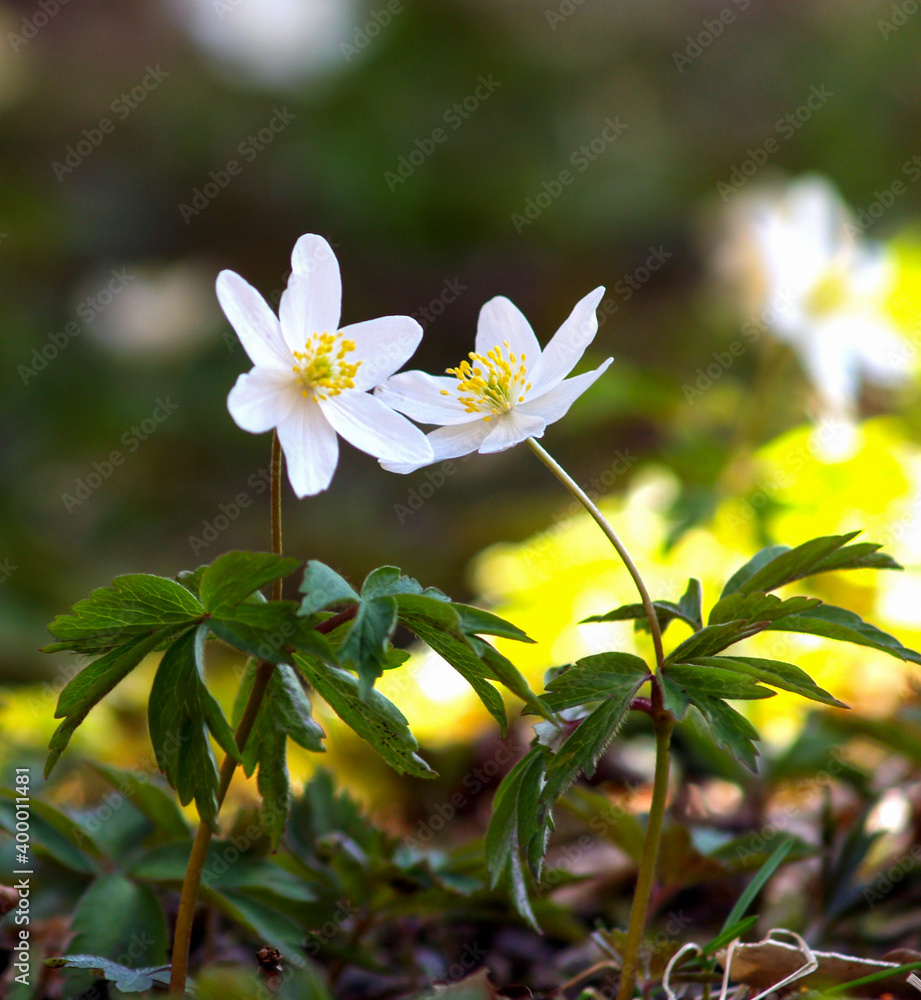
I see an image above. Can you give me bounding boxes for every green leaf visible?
[541,652,651,710]
[199,886,306,957]
[395,591,459,630]
[397,604,508,735]
[91,764,191,840]
[767,604,921,664]
[210,599,336,665]
[688,692,761,771]
[664,620,771,664]
[541,679,645,804]
[677,578,704,630]
[682,656,846,708]
[294,653,435,778]
[148,626,241,828]
[661,673,761,769]
[199,550,300,615]
[0,790,99,873]
[272,663,326,752]
[46,625,188,778]
[810,541,902,575]
[721,531,867,597]
[663,663,775,701]
[452,603,535,643]
[44,574,204,655]
[720,836,794,933]
[44,956,171,993]
[298,560,359,616]
[484,747,548,930]
[63,874,169,994]
[360,565,427,598]
[244,697,289,850]
[583,579,703,634]
[339,595,399,698]
[707,591,822,626]
[241,664,325,849]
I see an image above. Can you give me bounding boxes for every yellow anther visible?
[444,343,531,416]
[291,331,362,401]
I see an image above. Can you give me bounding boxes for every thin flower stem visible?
[525,437,665,670]
[616,705,673,1000]
[170,435,285,997]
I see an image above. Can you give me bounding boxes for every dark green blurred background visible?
[3,0,918,682]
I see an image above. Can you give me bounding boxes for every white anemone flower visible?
[375,287,613,473]
[727,176,906,448]
[219,234,433,496]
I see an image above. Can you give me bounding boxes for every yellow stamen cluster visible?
[292,332,361,401]
[442,341,532,421]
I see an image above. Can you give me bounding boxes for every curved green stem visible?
[525,437,665,669]
[525,437,673,998]
[170,433,285,996]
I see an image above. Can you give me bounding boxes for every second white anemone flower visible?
[219,234,433,496]
[375,287,612,473]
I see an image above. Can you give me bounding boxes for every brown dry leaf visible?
[413,967,504,999]
[720,935,921,998]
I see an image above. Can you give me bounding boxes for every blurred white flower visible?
[721,176,907,452]
[174,0,355,87]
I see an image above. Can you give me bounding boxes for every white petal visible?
[517,358,613,426]
[375,370,475,425]
[320,391,434,464]
[340,316,424,390]
[276,400,340,497]
[381,420,491,473]
[278,273,318,355]
[289,234,341,334]
[527,287,606,395]
[475,296,541,362]
[227,367,300,433]
[479,410,546,454]
[216,270,290,370]
[798,320,859,414]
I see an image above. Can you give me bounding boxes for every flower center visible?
[806,266,850,316]
[292,332,361,401]
[443,341,532,421]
